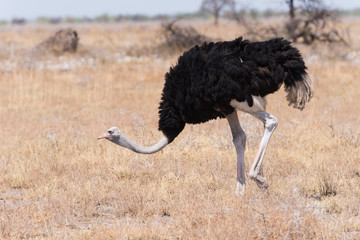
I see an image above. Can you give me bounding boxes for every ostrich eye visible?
[108,130,113,134]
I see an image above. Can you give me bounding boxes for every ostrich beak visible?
[97,132,110,140]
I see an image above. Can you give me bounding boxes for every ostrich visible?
[98,37,313,195]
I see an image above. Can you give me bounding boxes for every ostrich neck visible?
[113,133,169,154]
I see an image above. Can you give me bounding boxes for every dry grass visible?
[0,19,359,239]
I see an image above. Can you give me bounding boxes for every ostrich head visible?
[97,126,133,149]
[97,126,121,143]
[97,127,123,142]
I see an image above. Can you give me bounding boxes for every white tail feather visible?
[285,74,314,110]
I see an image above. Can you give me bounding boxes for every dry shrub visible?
[245,24,283,42]
[285,9,347,45]
[34,28,79,55]
[157,21,212,55]
[245,8,347,45]
[126,21,213,57]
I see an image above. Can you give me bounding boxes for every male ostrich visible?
[98,37,313,195]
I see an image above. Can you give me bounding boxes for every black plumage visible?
[158,37,308,143]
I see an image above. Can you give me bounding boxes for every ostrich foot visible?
[235,182,245,196]
[249,174,268,190]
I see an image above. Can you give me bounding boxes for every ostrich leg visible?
[249,111,278,189]
[226,111,247,196]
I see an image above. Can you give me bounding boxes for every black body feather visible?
[158,37,308,142]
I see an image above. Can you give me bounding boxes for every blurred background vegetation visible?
[2,0,360,25]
